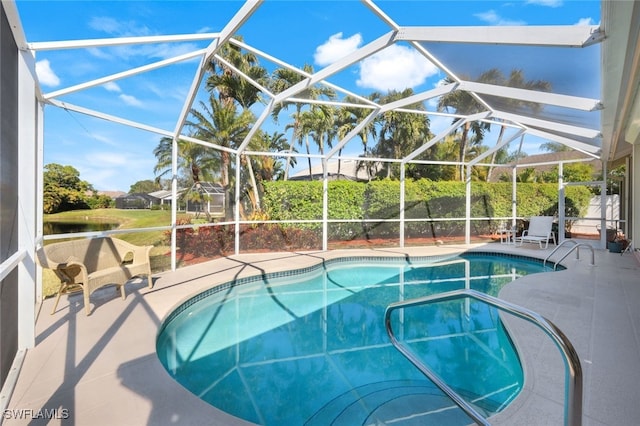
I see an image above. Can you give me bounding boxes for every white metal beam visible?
[171,0,262,140]
[458,81,602,111]
[396,25,602,47]
[43,49,206,100]
[525,128,601,157]
[403,118,465,163]
[28,33,220,51]
[327,109,380,158]
[47,99,174,137]
[213,54,274,98]
[237,99,275,153]
[379,83,457,113]
[273,31,397,104]
[229,37,381,109]
[491,110,601,139]
[469,129,526,167]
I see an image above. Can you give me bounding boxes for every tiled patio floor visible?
[4,243,640,425]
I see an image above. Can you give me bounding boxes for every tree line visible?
[45,37,599,215]
[150,36,575,220]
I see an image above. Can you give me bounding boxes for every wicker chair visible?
[37,237,152,315]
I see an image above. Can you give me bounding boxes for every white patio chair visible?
[517,216,556,249]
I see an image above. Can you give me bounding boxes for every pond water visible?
[43,221,120,235]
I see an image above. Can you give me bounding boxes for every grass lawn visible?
[42,208,192,298]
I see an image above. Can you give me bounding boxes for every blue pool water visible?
[157,253,557,425]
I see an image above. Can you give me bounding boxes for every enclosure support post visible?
[235,155,241,255]
[465,165,471,245]
[512,165,517,230]
[558,162,565,245]
[633,145,640,245]
[399,166,405,248]
[601,160,608,250]
[322,158,328,251]
[170,137,178,271]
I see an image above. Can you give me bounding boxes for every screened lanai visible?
[1,0,640,421]
[11,0,634,266]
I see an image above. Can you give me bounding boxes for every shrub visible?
[169,218,321,257]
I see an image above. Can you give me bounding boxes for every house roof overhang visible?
[600,0,640,164]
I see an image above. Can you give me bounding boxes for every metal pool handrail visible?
[544,240,595,270]
[544,239,579,266]
[385,289,583,426]
[551,243,595,271]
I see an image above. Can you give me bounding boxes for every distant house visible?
[488,151,601,182]
[97,190,126,199]
[289,159,379,182]
[115,193,161,209]
[183,182,225,217]
[148,189,184,206]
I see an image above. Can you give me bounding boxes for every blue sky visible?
[16,0,600,192]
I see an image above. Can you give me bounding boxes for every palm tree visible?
[270,66,309,179]
[186,96,254,219]
[437,76,490,180]
[540,141,571,152]
[250,130,294,182]
[480,69,552,181]
[153,136,222,221]
[373,89,431,179]
[205,36,268,212]
[419,134,458,181]
[206,36,267,109]
[270,64,336,179]
[298,104,337,177]
[335,94,380,178]
[153,136,221,187]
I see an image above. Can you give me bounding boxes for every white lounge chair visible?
[517,216,556,249]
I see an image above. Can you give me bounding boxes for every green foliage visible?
[43,163,93,214]
[129,179,161,194]
[261,179,592,239]
[262,181,324,221]
[85,193,114,209]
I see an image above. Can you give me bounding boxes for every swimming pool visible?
[157,253,557,425]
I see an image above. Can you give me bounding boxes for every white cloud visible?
[85,133,119,147]
[103,81,121,92]
[88,15,200,62]
[526,0,562,7]
[314,32,362,66]
[35,60,60,87]
[428,115,455,136]
[575,17,596,26]
[356,45,438,92]
[119,94,143,107]
[89,16,151,37]
[86,151,129,167]
[79,152,156,191]
[474,10,526,26]
[87,41,200,62]
[87,47,113,60]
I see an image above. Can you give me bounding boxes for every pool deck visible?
[4,242,640,425]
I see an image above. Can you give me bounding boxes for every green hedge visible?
[262,180,592,240]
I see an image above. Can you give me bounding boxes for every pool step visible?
[305,379,472,425]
